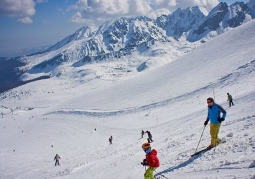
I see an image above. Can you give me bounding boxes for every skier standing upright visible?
[54,154,61,166]
[204,97,227,149]
[141,142,160,179]
[227,93,234,107]
[109,136,113,144]
[141,130,145,138]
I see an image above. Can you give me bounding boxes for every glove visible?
[141,159,148,166]
[218,118,225,123]
[204,119,209,126]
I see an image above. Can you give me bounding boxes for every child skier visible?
[141,142,160,179]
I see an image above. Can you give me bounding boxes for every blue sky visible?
[0,0,251,53]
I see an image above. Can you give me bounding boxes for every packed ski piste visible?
[1,17,255,179]
[142,97,228,179]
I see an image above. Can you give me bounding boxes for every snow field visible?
[1,18,255,179]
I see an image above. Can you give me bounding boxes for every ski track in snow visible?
[1,20,255,179]
[156,115,255,177]
[48,57,255,118]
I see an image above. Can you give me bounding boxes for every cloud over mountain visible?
[68,0,220,24]
[153,0,218,10]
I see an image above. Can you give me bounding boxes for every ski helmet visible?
[142,142,151,150]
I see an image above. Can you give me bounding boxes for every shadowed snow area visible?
[0,20,255,179]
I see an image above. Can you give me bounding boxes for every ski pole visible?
[194,125,206,153]
[214,144,217,153]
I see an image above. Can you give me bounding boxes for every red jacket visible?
[146,149,160,167]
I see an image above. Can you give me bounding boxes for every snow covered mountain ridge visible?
[0,10,255,179]
[22,1,255,69]
[41,1,255,54]
[0,1,255,93]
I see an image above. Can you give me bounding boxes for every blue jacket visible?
[207,103,227,124]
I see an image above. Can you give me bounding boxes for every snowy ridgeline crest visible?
[42,1,255,53]
[0,1,255,92]
[25,2,254,68]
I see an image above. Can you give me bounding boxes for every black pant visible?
[147,137,153,143]
[55,160,60,166]
[229,100,234,107]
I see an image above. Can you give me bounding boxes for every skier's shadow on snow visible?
[154,155,199,177]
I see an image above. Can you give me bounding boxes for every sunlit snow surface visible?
[1,20,255,179]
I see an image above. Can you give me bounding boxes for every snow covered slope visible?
[0,18,255,179]
[57,17,255,111]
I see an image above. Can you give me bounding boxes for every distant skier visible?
[54,154,61,166]
[146,131,153,143]
[227,93,234,107]
[204,97,227,149]
[141,130,145,138]
[109,136,113,144]
[141,142,160,179]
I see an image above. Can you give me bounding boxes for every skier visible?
[141,142,160,179]
[54,154,61,166]
[146,131,153,143]
[227,93,234,107]
[109,136,113,144]
[141,130,145,138]
[204,97,227,149]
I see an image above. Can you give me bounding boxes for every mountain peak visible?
[248,0,255,18]
[159,6,206,38]
[187,1,254,42]
[4,2,254,84]
[44,25,98,52]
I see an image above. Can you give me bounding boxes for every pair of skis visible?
[155,140,226,179]
[191,140,226,157]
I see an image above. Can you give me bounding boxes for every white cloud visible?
[153,0,178,8]
[68,0,154,24]
[0,0,39,24]
[151,0,219,11]
[17,16,33,24]
[0,0,36,17]
[68,0,220,24]
[70,12,91,23]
